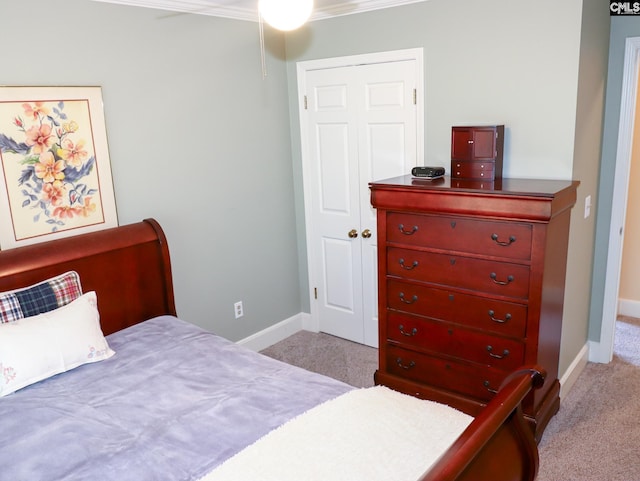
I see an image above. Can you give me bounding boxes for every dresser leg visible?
[524,378,561,443]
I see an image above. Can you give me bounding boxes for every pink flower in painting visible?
[24,123,53,154]
[58,138,88,168]
[22,101,50,121]
[53,205,80,219]
[34,151,66,183]
[42,181,65,206]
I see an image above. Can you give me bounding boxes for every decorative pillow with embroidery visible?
[0,271,82,323]
[0,291,114,397]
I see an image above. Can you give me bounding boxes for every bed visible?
[0,219,544,481]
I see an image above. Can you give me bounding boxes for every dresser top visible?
[369,175,580,221]
[369,175,579,197]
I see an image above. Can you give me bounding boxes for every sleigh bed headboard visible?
[0,219,176,335]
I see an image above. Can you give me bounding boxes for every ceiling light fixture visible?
[258,0,314,31]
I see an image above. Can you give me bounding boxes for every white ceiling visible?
[92,0,428,22]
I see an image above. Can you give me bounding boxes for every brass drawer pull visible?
[490,272,514,286]
[399,292,418,304]
[399,324,418,337]
[398,224,419,235]
[491,233,516,246]
[396,357,416,370]
[483,380,498,394]
[488,310,512,324]
[398,258,419,270]
[486,345,510,359]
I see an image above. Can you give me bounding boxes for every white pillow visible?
[0,291,114,397]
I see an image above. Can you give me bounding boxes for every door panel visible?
[366,81,405,109]
[320,237,362,340]
[323,238,355,311]
[358,61,418,346]
[367,123,407,181]
[306,67,363,343]
[317,123,351,213]
[315,83,347,110]
[303,57,420,347]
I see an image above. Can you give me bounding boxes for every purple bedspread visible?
[0,316,353,481]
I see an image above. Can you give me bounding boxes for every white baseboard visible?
[559,342,589,399]
[236,312,308,352]
[618,298,640,318]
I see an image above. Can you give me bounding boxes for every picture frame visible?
[0,86,118,249]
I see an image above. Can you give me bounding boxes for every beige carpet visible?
[261,330,378,388]
[261,317,640,481]
[537,316,640,481]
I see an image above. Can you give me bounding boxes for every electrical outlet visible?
[234,301,243,319]
[584,195,592,219]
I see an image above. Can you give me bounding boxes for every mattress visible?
[0,316,352,481]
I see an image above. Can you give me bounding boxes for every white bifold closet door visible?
[302,57,419,347]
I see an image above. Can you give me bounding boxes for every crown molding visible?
[91,0,428,22]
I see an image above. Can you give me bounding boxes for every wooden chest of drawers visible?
[369,175,579,441]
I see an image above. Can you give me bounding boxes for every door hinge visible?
[304,95,308,110]
[413,88,417,105]
[314,287,317,299]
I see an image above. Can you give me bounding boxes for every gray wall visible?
[590,17,640,341]
[0,0,613,376]
[0,0,298,341]
[566,0,611,368]
[286,0,609,377]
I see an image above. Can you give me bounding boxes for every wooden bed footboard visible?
[0,219,176,335]
[420,366,545,481]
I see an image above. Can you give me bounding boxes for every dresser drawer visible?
[387,248,530,299]
[386,279,527,337]
[384,345,505,401]
[386,312,525,370]
[386,212,532,260]
[451,161,495,179]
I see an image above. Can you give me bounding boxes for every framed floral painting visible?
[0,86,117,249]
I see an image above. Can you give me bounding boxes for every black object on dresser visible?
[370,175,579,442]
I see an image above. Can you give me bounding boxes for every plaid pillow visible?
[0,271,82,323]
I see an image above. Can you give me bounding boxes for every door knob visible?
[348,229,358,238]
[362,229,372,238]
